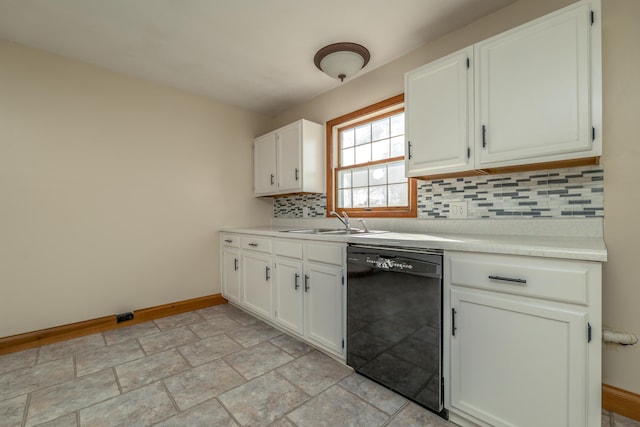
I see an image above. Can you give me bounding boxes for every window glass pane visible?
[353,187,368,208]
[388,161,406,184]
[371,139,390,161]
[369,164,387,186]
[388,183,408,206]
[371,117,390,141]
[369,186,387,207]
[355,144,371,164]
[341,147,355,167]
[332,106,410,214]
[390,135,405,157]
[352,167,368,187]
[338,170,352,189]
[355,124,371,145]
[338,189,352,208]
[390,112,404,137]
[341,128,354,149]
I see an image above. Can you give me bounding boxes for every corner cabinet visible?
[405,0,601,177]
[220,232,346,359]
[254,119,324,196]
[443,251,602,427]
[221,234,241,304]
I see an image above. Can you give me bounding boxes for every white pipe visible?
[603,329,638,345]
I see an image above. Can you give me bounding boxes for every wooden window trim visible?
[325,94,417,218]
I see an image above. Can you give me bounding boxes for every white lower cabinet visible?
[242,251,273,319]
[274,239,346,356]
[304,260,344,355]
[221,233,346,358]
[444,251,601,427]
[221,234,241,304]
[274,255,304,335]
[222,247,241,304]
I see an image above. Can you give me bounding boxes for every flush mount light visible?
[314,42,370,82]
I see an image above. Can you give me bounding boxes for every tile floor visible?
[0,303,637,427]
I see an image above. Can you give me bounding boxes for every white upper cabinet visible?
[254,133,277,195]
[406,47,474,177]
[277,123,303,192]
[404,0,601,176]
[476,0,600,168]
[254,119,324,196]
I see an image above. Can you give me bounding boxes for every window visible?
[325,94,417,218]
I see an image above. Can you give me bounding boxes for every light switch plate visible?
[449,201,468,218]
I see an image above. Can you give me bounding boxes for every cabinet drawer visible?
[274,239,303,259]
[306,242,344,266]
[221,233,240,248]
[448,252,595,305]
[241,236,273,253]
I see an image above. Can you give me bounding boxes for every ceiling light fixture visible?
[314,42,370,82]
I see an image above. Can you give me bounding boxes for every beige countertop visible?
[221,225,607,262]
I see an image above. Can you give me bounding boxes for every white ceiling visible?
[0,0,518,116]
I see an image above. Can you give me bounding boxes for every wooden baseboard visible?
[0,294,227,355]
[603,384,640,421]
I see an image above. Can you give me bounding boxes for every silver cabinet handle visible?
[270,174,275,185]
[234,258,238,271]
[294,273,300,290]
[266,266,271,281]
[295,168,299,181]
[304,274,310,292]
[488,275,527,284]
[407,141,413,160]
[224,239,233,243]
[248,243,258,247]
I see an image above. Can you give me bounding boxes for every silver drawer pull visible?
[248,243,258,247]
[489,275,527,284]
[224,239,233,243]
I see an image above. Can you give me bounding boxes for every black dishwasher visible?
[346,244,445,417]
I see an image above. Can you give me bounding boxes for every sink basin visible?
[281,228,371,235]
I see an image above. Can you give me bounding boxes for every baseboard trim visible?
[603,384,640,421]
[0,294,227,355]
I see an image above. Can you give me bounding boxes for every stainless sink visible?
[281,228,371,235]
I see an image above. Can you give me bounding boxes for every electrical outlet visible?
[116,312,134,323]
[449,201,468,218]
[302,206,309,218]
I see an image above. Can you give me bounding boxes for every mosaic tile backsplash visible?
[273,193,327,218]
[273,165,604,219]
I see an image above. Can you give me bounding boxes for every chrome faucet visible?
[330,211,351,230]
[358,218,370,233]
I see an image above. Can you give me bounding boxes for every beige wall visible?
[275,0,640,395]
[0,41,274,338]
[601,0,640,395]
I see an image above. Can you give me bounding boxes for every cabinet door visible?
[450,288,588,427]
[254,133,277,195]
[242,252,273,319]
[476,2,594,168]
[405,47,473,176]
[304,262,343,355]
[274,257,304,335]
[277,122,302,192]
[222,248,241,304]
